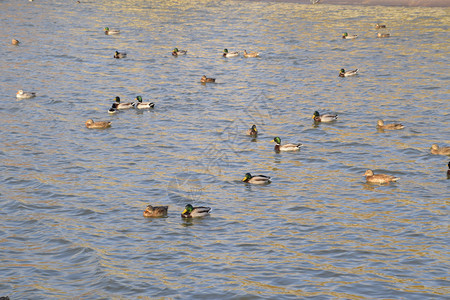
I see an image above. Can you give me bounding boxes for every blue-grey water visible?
[1,0,449,299]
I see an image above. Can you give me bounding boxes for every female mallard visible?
[104,27,120,35]
[243,50,260,58]
[377,120,404,130]
[377,33,390,38]
[342,32,358,39]
[430,144,450,156]
[273,137,302,152]
[143,205,168,217]
[85,119,111,129]
[114,51,127,59]
[247,124,257,137]
[16,90,36,99]
[181,204,211,218]
[223,48,239,57]
[201,75,215,83]
[313,111,338,123]
[12,38,20,45]
[375,23,386,29]
[114,96,135,110]
[364,169,399,184]
[242,173,271,185]
[133,96,155,109]
[172,48,187,56]
[339,68,358,77]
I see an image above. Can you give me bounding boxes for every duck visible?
[172,47,187,56]
[273,137,302,152]
[133,96,155,109]
[223,48,239,57]
[11,38,20,45]
[430,144,450,156]
[342,32,358,39]
[377,119,404,130]
[447,162,450,177]
[181,204,211,218]
[377,33,391,38]
[246,124,257,137]
[242,173,271,185]
[104,27,120,35]
[85,119,111,129]
[16,90,36,99]
[243,50,260,57]
[375,23,386,29]
[201,75,215,83]
[114,51,127,58]
[364,169,399,184]
[108,103,118,114]
[143,205,168,217]
[339,68,359,77]
[312,111,338,123]
[114,96,135,109]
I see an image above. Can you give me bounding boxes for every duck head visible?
[273,137,281,144]
[242,173,252,182]
[182,204,194,215]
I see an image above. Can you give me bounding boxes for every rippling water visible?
[1,0,449,298]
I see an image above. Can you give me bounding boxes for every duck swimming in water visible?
[273,137,302,152]
[201,75,215,83]
[181,204,211,218]
[85,119,111,129]
[242,173,271,185]
[246,124,257,137]
[16,90,36,99]
[104,27,120,35]
[377,120,404,130]
[339,68,359,77]
[430,144,450,156]
[133,96,155,109]
[312,111,338,123]
[223,48,239,57]
[143,205,168,217]
[114,51,127,58]
[172,48,187,56]
[364,169,399,184]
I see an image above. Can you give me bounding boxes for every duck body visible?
[12,39,20,45]
[85,119,111,129]
[313,111,337,123]
[201,75,216,83]
[342,32,358,39]
[223,49,239,57]
[104,27,120,35]
[364,169,399,184]
[377,33,390,38]
[377,120,404,130]
[133,96,155,109]
[246,124,257,137]
[242,173,271,185]
[181,204,211,218]
[339,68,358,77]
[16,90,36,99]
[375,23,386,29]
[143,205,168,217]
[243,50,260,57]
[114,96,135,110]
[108,103,118,114]
[430,144,450,156]
[172,48,187,56]
[273,137,301,152]
[114,51,127,58]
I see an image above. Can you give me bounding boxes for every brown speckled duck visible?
[143,205,168,217]
[85,119,111,129]
[430,144,450,156]
[364,169,399,184]
[201,75,215,83]
[377,120,404,130]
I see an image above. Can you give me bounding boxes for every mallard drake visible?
[104,27,120,35]
[342,32,358,39]
[223,48,239,57]
[375,23,386,29]
[108,103,118,114]
[113,96,135,109]
[201,75,215,83]
[114,51,127,58]
[273,137,302,152]
[430,144,450,156]
[172,48,187,56]
[181,204,211,218]
[364,169,399,184]
[377,120,404,130]
[12,39,20,45]
[133,96,155,109]
[243,50,260,57]
[339,68,358,77]
[246,124,257,137]
[143,205,168,217]
[85,119,111,129]
[16,90,36,99]
[377,33,390,38]
[242,173,271,185]
[313,111,338,123]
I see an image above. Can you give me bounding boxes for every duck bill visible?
[182,209,188,215]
